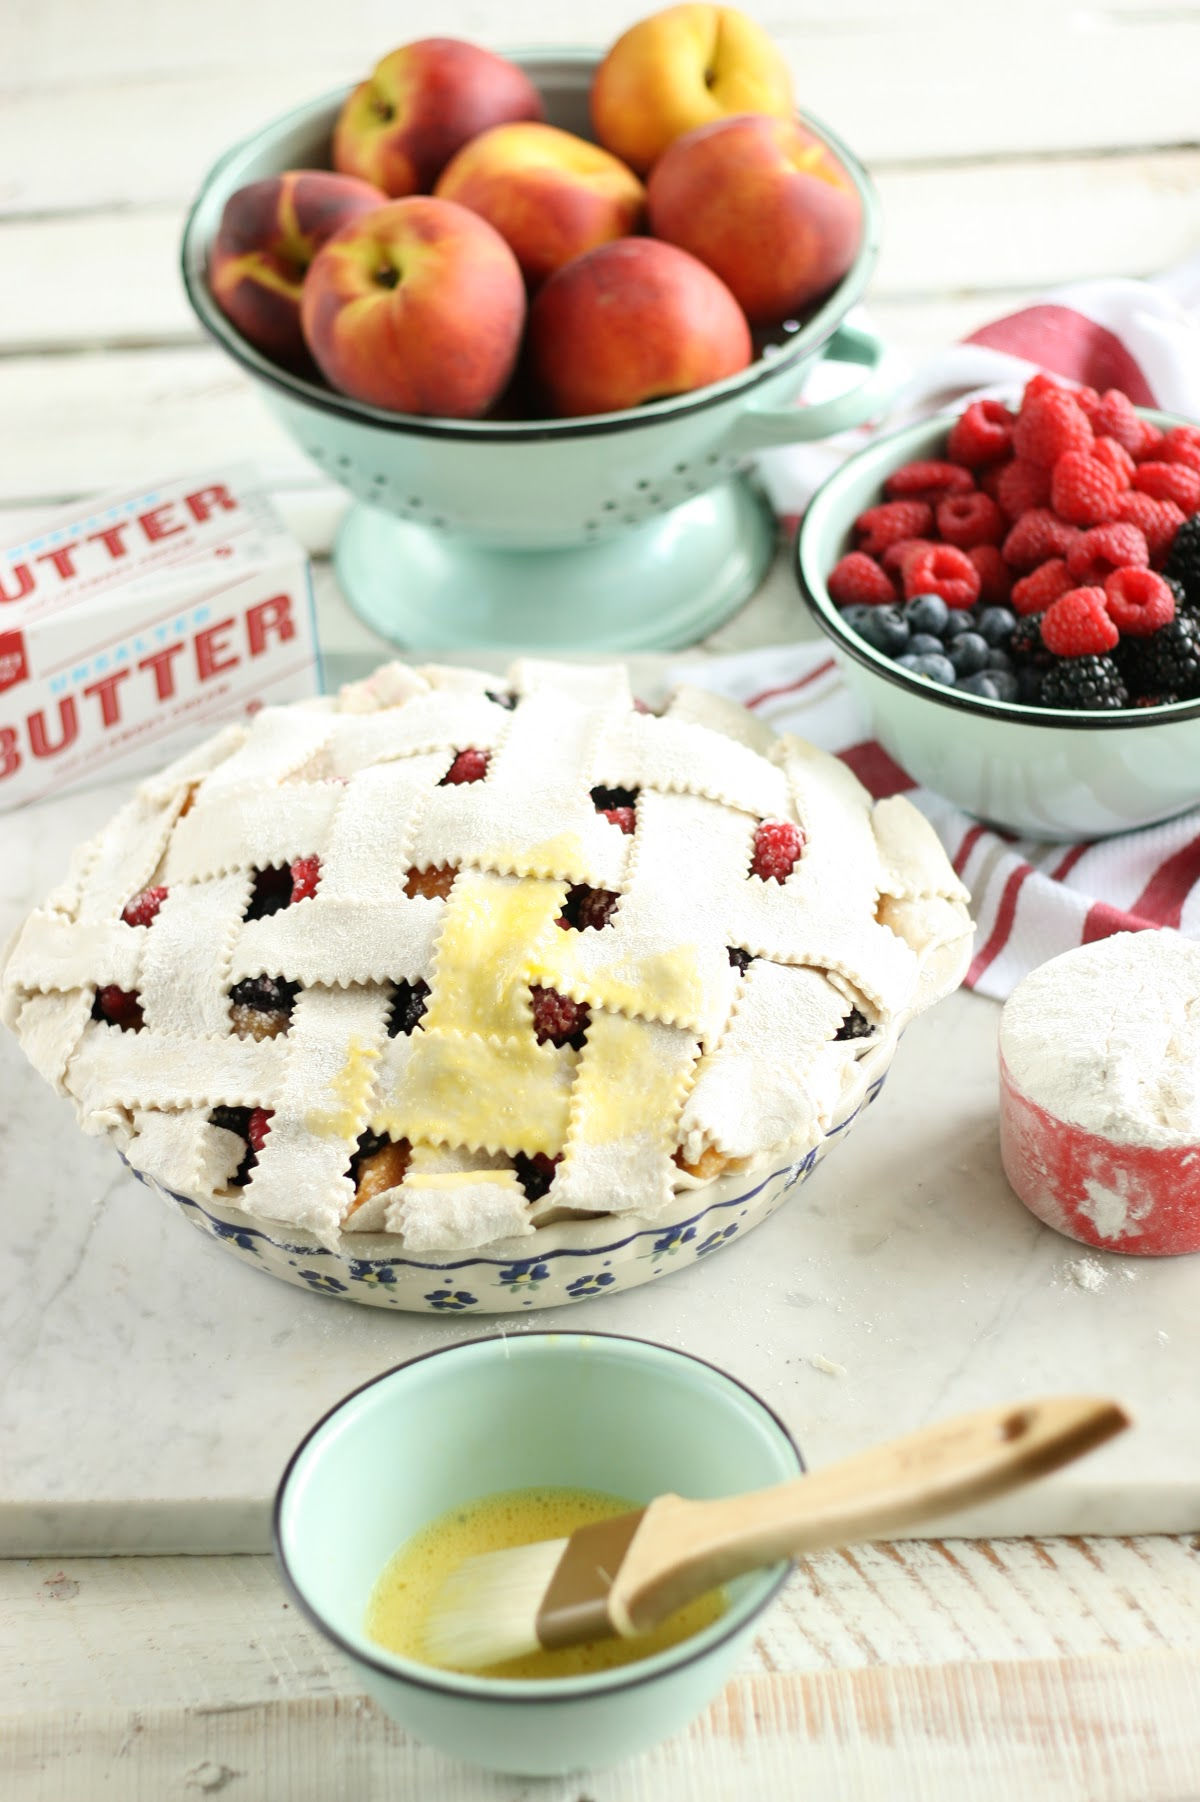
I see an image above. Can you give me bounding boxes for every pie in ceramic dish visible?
[1,658,972,1304]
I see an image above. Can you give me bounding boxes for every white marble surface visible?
[3,775,1197,1552]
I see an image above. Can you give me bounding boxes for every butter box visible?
[0,469,321,809]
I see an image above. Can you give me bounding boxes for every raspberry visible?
[92,985,144,1031]
[1134,419,1165,460]
[121,885,167,927]
[289,855,320,904]
[1066,523,1148,586]
[1011,557,1073,617]
[530,984,589,1049]
[947,399,1014,467]
[1088,389,1143,453]
[562,885,620,931]
[967,543,1012,604]
[750,820,805,881]
[513,1151,560,1202]
[1115,492,1186,563]
[388,976,430,1037]
[936,491,1005,549]
[883,460,975,505]
[827,551,895,607]
[1072,384,1103,422]
[1012,389,1093,467]
[880,537,935,577]
[442,747,490,785]
[1001,508,1080,571]
[853,499,933,557]
[1160,426,1200,474]
[590,785,638,834]
[995,458,1052,520]
[247,1107,273,1154]
[1050,452,1121,527]
[1104,567,1176,637]
[1091,436,1135,490]
[1133,462,1200,514]
[902,543,981,609]
[1041,586,1119,657]
[1021,373,1069,408]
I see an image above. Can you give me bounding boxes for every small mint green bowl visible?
[797,406,1200,839]
[273,1332,801,1775]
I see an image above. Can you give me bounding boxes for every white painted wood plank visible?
[6,1541,1199,1714]
[3,151,1197,355]
[5,6,1200,218]
[5,1658,1200,1802]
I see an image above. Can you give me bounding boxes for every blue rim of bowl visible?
[271,1329,802,1701]
[796,404,1200,731]
[179,52,880,443]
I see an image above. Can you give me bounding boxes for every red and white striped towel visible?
[682,261,1200,1002]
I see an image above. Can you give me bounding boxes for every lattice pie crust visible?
[1,660,972,1253]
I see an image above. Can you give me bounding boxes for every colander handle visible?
[725,321,890,452]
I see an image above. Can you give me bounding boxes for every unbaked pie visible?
[1,659,972,1253]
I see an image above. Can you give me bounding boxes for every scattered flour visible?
[1064,1256,1108,1292]
[1001,933,1200,1150]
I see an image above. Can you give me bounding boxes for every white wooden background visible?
[5,2,1200,1797]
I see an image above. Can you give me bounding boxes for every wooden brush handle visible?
[610,1395,1129,1636]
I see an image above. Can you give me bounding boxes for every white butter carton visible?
[0,469,321,809]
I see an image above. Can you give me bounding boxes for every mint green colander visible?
[181,50,884,652]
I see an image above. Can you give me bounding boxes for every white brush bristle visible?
[422,1537,569,1672]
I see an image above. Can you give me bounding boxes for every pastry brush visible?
[423,1394,1128,1671]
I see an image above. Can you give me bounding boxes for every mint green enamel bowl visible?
[796,407,1200,839]
[273,1333,801,1775]
[181,49,885,652]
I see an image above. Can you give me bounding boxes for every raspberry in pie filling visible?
[289,856,321,904]
[121,886,168,927]
[388,977,430,1037]
[750,820,805,882]
[441,747,490,785]
[590,785,639,834]
[404,865,457,901]
[560,885,621,931]
[92,985,144,1031]
[228,974,298,1040]
[530,985,590,1050]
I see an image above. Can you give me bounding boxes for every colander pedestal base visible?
[334,475,776,652]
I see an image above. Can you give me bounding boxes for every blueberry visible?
[986,646,1013,672]
[907,633,946,658]
[903,593,949,636]
[858,605,910,658]
[977,605,1016,646]
[940,609,977,640]
[947,632,991,677]
[897,652,956,686]
[839,604,876,637]
[959,670,1019,702]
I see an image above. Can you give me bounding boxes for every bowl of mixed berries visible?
[796,374,1200,837]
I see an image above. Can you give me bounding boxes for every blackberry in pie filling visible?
[560,885,621,931]
[228,974,299,1040]
[836,1007,873,1041]
[514,1151,560,1202]
[590,785,639,834]
[388,977,430,1038]
[210,1103,272,1186]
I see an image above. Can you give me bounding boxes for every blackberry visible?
[835,1007,873,1042]
[1008,612,1052,669]
[346,1128,388,1182]
[1163,513,1200,609]
[229,974,299,1014]
[514,1151,560,1202]
[485,688,518,710]
[209,1104,254,1186]
[561,885,620,931]
[388,976,430,1037]
[1121,613,1200,700]
[590,784,638,812]
[244,865,293,921]
[727,946,753,973]
[1039,655,1128,710]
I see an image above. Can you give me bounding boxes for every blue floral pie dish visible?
[2,657,972,1313]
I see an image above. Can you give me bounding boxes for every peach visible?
[435,122,646,288]
[333,37,543,198]
[648,114,861,322]
[591,4,793,175]
[209,171,386,367]
[527,237,751,417]
[300,198,526,417]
